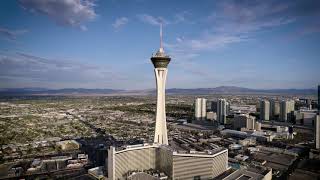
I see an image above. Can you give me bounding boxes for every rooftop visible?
[114,143,226,156]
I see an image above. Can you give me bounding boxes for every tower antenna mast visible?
[159,22,164,53]
[160,22,162,49]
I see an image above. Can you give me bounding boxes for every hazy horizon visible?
[0,85,318,91]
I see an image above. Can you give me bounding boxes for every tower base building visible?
[107,144,228,180]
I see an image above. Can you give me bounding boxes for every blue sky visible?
[0,0,319,89]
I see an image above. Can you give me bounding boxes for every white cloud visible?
[176,37,183,43]
[137,11,192,26]
[112,17,129,29]
[137,14,168,26]
[19,0,97,30]
[0,27,28,40]
[208,1,296,35]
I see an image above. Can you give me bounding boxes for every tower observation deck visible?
[151,24,171,145]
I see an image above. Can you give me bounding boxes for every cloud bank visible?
[0,52,129,88]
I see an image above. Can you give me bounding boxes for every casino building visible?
[107,144,228,180]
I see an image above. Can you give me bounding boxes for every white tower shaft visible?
[154,67,168,145]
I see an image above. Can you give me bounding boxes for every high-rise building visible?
[202,98,207,119]
[255,121,262,131]
[280,101,287,122]
[270,100,280,119]
[233,114,255,130]
[280,100,295,122]
[151,24,170,145]
[315,115,320,149]
[194,98,207,120]
[226,102,231,116]
[318,85,320,114]
[307,99,312,110]
[211,101,218,112]
[212,100,229,115]
[260,100,270,121]
[217,99,227,124]
[195,98,202,120]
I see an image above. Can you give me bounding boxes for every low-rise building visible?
[107,143,228,180]
[206,111,217,121]
[221,166,272,180]
[56,140,81,151]
[88,166,105,180]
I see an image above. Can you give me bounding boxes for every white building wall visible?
[195,98,202,120]
[172,150,228,180]
[108,145,158,180]
[201,98,207,120]
[195,98,207,120]
[270,100,280,118]
[260,100,270,121]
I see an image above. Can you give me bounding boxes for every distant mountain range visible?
[0,86,317,96]
[165,86,317,95]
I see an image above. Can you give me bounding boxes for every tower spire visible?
[159,22,164,53]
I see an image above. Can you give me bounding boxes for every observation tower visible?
[151,24,171,145]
